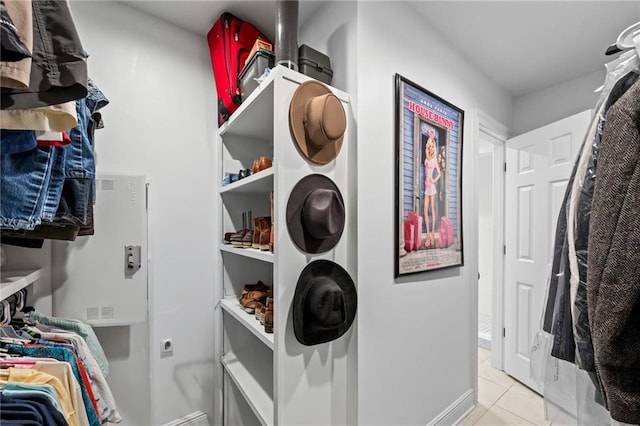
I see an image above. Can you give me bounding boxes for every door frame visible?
[475,110,509,371]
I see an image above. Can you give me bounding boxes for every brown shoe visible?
[252,217,262,249]
[255,301,264,321]
[230,212,249,248]
[239,281,268,314]
[264,297,273,334]
[241,211,253,248]
[223,232,234,244]
[258,217,271,251]
[253,157,272,174]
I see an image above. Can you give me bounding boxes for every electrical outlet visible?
[161,338,173,354]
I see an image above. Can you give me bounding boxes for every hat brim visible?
[289,80,345,165]
[286,174,345,254]
[293,259,357,346]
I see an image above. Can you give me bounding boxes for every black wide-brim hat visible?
[286,174,345,254]
[293,259,357,346]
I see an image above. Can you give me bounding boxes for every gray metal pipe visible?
[275,0,299,70]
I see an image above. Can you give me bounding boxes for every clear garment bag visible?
[530,49,640,426]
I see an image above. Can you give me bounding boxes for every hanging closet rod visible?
[606,21,640,55]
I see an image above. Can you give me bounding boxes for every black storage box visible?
[298,44,333,85]
[239,49,275,101]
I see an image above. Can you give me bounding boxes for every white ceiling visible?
[408,1,640,97]
[119,0,640,98]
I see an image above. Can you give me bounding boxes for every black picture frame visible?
[394,74,465,277]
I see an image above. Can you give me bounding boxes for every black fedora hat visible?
[286,174,345,254]
[293,259,357,346]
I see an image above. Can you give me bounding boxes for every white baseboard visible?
[428,389,475,426]
[162,411,209,426]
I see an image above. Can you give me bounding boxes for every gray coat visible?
[587,79,640,423]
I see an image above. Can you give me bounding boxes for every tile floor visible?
[461,348,549,425]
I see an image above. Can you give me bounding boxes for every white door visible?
[503,110,591,390]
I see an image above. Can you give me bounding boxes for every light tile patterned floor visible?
[461,348,549,425]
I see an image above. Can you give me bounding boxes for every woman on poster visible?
[423,128,442,248]
[437,145,447,218]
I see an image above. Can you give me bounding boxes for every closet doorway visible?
[476,111,507,367]
[503,110,591,390]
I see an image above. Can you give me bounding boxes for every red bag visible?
[407,211,423,250]
[439,216,454,248]
[207,13,271,126]
[404,221,415,252]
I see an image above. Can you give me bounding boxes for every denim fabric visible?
[1,129,36,154]
[41,146,66,222]
[64,98,93,180]
[55,177,91,225]
[86,79,110,133]
[1,146,55,230]
[55,79,108,225]
[0,144,67,230]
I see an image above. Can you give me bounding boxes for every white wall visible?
[356,2,513,424]
[69,2,218,424]
[513,69,604,135]
[299,0,358,105]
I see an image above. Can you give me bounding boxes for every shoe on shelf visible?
[255,301,264,322]
[252,217,262,249]
[230,212,249,248]
[264,297,273,334]
[242,229,254,248]
[238,168,251,180]
[239,281,269,314]
[259,303,267,325]
[258,216,271,251]
[241,211,253,248]
[256,287,273,323]
[223,232,234,245]
[252,157,273,174]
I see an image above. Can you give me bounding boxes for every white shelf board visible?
[219,71,275,140]
[222,354,274,426]
[220,244,274,264]
[220,168,273,194]
[220,298,274,350]
[0,268,42,300]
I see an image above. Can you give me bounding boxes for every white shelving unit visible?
[0,268,42,300]
[220,169,274,194]
[220,298,274,349]
[222,355,274,426]
[216,66,356,426]
[219,244,274,264]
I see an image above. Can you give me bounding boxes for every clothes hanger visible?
[15,290,24,311]
[0,300,11,325]
[606,21,640,56]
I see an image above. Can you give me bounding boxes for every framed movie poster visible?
[395,74,464,277]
